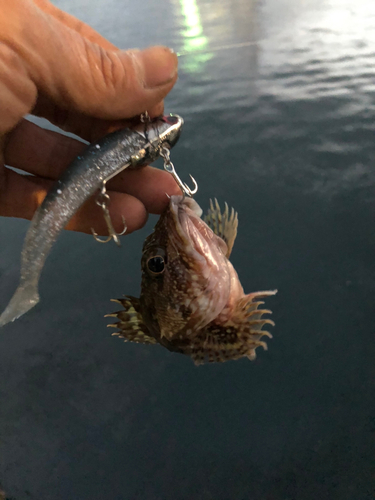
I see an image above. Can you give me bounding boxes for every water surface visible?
[0,0,374,498]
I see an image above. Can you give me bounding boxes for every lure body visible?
[0,115,183,327]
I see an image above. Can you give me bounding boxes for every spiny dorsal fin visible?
[183,290,277,365]
[204,198,238,258]
[106,296,157,345]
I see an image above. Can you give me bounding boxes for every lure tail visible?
[0,283,40,327]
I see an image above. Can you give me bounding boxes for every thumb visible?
[16,1,178,119]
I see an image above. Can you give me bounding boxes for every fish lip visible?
[169,195,202,218]
[169,195,202,236]
[167,195,206,262]
[169,195,195,241]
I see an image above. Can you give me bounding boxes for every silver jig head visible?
[91,183,127,246]
[160,147,198,197]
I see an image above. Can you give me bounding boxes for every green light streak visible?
[178,0,212,72]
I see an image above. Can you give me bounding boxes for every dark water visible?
[0,0,374,498]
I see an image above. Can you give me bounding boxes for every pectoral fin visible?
[204,199,238,257]
[106,296,157,345]
[185,290,277,365]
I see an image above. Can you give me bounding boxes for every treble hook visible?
[161,147,198,197]
[91,184,127,246]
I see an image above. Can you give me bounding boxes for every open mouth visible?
[166,195,233,329]
[168,196,205,258]
[168,195,228,269]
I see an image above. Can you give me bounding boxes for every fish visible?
[0,115,184,327]
[107,195,277,365]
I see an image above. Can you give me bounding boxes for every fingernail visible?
[133,46,178,89]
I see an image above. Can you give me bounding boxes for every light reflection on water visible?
[0,0,374,499]
[168,0,375,200]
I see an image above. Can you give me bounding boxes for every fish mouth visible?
[167,194,227,266]
[168,195,208,261]
[170,194,203,218]
[165,195,231,329]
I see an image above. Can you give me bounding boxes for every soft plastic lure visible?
[0,115,184,327]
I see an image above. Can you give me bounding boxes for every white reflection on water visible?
[174,0,213,73]
[171,0,375,198]
[251,0,375,197]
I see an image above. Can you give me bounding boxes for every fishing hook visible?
[91,184,127,246]
[161,147,198,197]
[140,111,150,143]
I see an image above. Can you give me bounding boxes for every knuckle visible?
[89,43,129,96]
[0,42,37,132]
[0,42,20,68]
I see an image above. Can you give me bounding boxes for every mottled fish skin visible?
[0,115,183,327]
[108,195,277,365]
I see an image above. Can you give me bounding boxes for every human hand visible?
[0,0,180,235]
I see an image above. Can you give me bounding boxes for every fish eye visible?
[147,255,166,274]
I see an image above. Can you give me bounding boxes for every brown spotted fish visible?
[107,195,277,365]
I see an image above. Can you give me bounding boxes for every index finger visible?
[5,119,182,213]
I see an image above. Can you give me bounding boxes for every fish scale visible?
[108,195,277,365]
